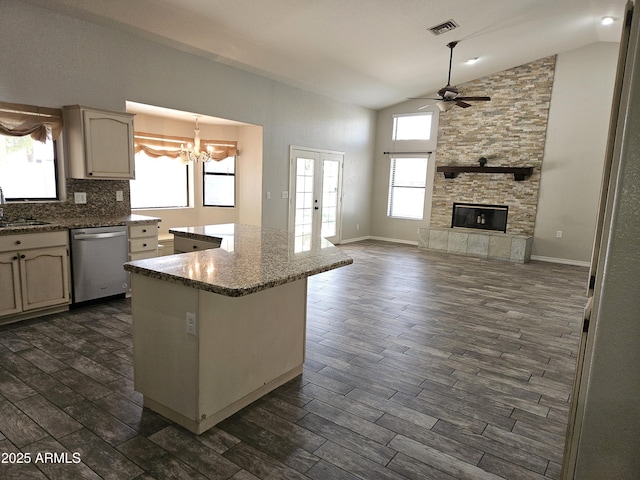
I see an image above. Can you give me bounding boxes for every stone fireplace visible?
[418,55,556,262]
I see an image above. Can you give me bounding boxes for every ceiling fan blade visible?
[455,100,472,108]
[418,104,432,110]
[408,97,439,100]
[456,96,491,101]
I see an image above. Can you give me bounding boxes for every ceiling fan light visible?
[437,101,455,112]
[466,57,479,65]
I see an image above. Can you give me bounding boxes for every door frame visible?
[288,145,345,244]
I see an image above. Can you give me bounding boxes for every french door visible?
[289,147,344,250]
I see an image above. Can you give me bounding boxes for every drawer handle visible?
[142,229,147,233]
[193,245,198,249]
[13,255,18,261]
[142,243,147,247]
[20,254,25,259]
[16,240,21,245]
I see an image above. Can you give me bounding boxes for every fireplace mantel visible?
[437,166,534,181]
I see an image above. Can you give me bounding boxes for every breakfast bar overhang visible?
[123,224,352,434]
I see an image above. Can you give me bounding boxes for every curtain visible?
[0,101,63,142]
[134,132,238,162]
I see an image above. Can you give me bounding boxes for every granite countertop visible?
[0,214,161,235]
[125,224,353,297]
[169,224,235,242]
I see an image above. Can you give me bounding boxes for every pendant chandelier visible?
[179,116,214,163]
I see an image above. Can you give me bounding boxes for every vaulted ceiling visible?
[22,0,627,110]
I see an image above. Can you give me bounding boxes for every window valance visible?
[134,132,238,161]
[0,101,63,142]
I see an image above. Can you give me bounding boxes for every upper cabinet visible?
[64,105,135,179]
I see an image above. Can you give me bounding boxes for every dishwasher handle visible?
[73,231,127,240]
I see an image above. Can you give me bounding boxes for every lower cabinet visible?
[128,223,159,261]
[0,231,70,319]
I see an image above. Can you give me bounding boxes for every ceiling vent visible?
[428,19,459,36]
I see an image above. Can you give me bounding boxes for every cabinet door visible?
[19,247,70,311]
[0,252,21,317]
[83,110,135,179]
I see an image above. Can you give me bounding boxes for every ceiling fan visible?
[411,41,491,112]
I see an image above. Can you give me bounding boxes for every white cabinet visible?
[128,223,159,261]
[64,105,135,179]
[0,231,70,319]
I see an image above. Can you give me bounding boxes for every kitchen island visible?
[124,224,352,434]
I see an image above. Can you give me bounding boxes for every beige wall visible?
[370,106,440,243]
[533,42,619,264]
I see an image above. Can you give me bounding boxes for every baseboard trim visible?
[530,255,590,267]
[340,235,371,244]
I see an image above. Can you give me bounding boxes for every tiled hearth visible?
[418,227,533,263]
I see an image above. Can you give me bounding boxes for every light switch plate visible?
[74,192,87,204]
[116,190,123,201]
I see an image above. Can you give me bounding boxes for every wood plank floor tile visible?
[0,240,587,479]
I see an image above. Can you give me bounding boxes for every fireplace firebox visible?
[451,203,508,233]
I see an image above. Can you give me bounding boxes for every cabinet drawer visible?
[129,238,157,253]
[129,224,157,239]
[0,231,68,252]
[174,236,221,253]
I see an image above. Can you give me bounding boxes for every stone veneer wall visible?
[2,178,131,220]
[431,56,556,236]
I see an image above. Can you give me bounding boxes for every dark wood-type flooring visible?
[0,240,588,479]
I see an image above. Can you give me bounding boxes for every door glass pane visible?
[321,159,340,238]
[295,157,314,250]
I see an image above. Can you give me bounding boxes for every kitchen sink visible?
[0,220,50,227]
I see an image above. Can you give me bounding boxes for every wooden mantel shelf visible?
[437,166,534,181]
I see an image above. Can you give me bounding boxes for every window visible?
[0,134,59,201]
[130,151,189,208]
[203,156,235,207]
[392,113,432,141]
[388,156,429,220]
[0,101,63,201]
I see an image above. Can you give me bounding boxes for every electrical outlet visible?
[281,191,289,199]
[186,312,197,336]
[116,190,123,201]
[556,230,563,238]
[266,191,271,200]
[74,192,87,204]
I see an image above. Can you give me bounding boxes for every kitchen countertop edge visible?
[0,214,161,235]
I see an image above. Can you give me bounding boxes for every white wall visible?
[533,42,619,264]
[0,0,375,239]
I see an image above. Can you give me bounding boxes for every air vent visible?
[428,19,458,36]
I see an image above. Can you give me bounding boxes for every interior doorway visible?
[289,146,344,248]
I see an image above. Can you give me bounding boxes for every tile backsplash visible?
[2,178,131,219]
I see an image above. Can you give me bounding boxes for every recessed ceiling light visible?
[466,57,479,65]
[601,16,615,26]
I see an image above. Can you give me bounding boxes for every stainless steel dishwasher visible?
[70,225,129,303]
